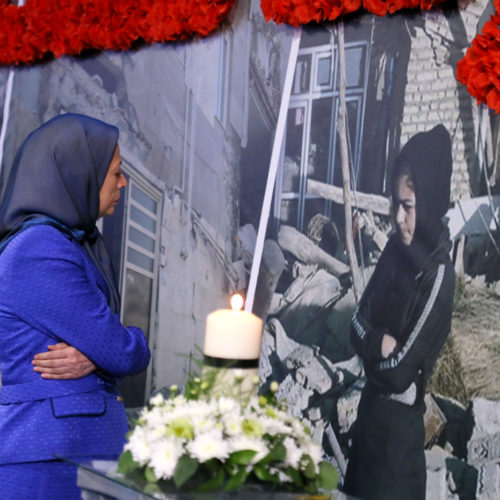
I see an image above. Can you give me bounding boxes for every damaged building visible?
[251,0,500,498]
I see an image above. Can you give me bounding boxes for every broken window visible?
[101,163,162,408]
[274,39,369,233]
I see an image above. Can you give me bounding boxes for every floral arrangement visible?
[260,0,448,26]
[117,378,338,494]
[0,0,235,66]
[456,0,500,114]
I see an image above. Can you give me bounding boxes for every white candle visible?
[203,295,263,360]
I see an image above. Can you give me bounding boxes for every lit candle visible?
[203,294,263,360]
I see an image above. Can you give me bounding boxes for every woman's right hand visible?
[381,334,398,358]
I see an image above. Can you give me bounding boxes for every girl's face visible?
[394,174,416,245]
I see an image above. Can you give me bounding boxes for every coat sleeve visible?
[350,308,387,362]
[350,247,393,363]
[367,262,455,394]
[8,227,151,377]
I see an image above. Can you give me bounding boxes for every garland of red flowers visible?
[260,0,447,26]
[457,0,500,113]
[0,0,235,65]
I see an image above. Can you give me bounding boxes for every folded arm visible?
[11,227,151,378]
[363,263,454,394]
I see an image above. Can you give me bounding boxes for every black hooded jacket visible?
[350,124,455,404]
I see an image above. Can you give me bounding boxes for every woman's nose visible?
[119,174,128,189]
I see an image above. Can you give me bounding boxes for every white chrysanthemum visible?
[222,415,242,436]
[149,393,165,406]
[192,415,217,434]
[303,440,324,471]
[143,407,168,428]
[228,435,268,463]
[187,429,229,463]
[290,419,309,439]
[149,438,184,480]
[125,427,152,465]
[259,415,290,436]
[269,467,292,483]
[217,397,239,415]
[283,436,303,469]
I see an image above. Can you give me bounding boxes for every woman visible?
[0,114,151,499]
[343,124,455,499]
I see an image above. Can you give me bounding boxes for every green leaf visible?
[143,483,162,495]
[195,469,225,493]
[173,455,199,488]
[317,461,339,491]
[284,466,303,487]
[302,455,316,480]
[225,467,248,491]
[229,450,257,465]
[116,450,139,475]
[258,441,286,465]
[144,466,158,483]
[254,465,278,483]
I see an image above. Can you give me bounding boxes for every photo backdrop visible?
[0,0,499,496]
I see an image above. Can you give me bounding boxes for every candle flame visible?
[230,293,244,311]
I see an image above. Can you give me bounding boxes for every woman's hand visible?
[32,342,96,379]
[381,334,398,358]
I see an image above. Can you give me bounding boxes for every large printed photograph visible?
[252,1,500,498]
[0,0,498,497]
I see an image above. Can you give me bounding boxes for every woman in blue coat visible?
[0,114,151,499]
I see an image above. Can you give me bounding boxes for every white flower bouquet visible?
[117,379,338,495]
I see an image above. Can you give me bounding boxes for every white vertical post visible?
[0,0,25,176]
[0,71,15,175]
[245,27,302,313]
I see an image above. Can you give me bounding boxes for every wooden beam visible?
[278,225,349,277]
[307,178,391,216]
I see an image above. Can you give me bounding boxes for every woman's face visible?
[394,174,416,245]
[98,145,127,218]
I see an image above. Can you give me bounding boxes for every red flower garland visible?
[457,0,500,113]
[260,0,447,26]
[0,0,235,65]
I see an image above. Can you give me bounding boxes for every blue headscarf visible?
[0,113,121,313]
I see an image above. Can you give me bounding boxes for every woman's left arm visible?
[6,226,151,378]
[368,262,455,394]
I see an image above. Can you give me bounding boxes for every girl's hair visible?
[392,159,415,194]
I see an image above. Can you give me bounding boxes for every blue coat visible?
[0,224,151,464]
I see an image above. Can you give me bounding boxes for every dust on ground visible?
[429,279,500,405]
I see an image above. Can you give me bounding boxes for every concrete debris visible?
[270,316,301,361]
[252,239,286,321]
[278,264,343,348]
[268,292,284,316]
[434,394,470,459]
[337,379,364,435]
[237,223,257,265]
[275,374,313,418]
[476,460,500,499]
[425,447,458,500]
[467,398,500,465]
[424,393,447,448]
[286,344,333,395]
[307,213,340,256]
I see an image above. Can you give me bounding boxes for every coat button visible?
[116,395,124,402]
